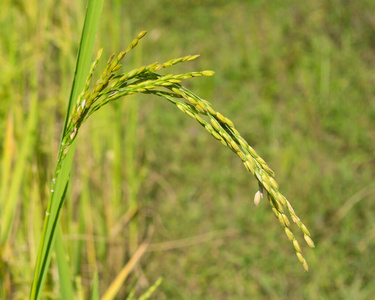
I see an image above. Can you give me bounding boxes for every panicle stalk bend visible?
[58,31,314,271]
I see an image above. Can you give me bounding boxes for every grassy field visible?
[1,0,375,299]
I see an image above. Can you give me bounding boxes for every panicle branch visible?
[59,31,314,271]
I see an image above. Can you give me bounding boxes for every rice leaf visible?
[30,0,104,298]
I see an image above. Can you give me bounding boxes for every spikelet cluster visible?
[59,31,314,271]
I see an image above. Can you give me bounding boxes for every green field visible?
[1,0,375,299]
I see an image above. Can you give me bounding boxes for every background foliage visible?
[1,0,375,299]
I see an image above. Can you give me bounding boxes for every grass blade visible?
[138,277,163,300]
[101,240,150,300]
[1,95,38,246]
[91,270,100,300]
[55,225,74,300]
[30,0,104,298]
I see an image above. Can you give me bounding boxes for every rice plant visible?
[31,30,315,298]
[27,1,315,298]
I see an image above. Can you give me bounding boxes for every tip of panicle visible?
[137,31,147,39]
[97,48,103,58]
[202,70,215,77]
[187,54,200,61]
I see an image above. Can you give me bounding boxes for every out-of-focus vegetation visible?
[1,0,375,299]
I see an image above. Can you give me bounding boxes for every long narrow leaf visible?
[30,0,104,298]
[55,225,74,300]
[1,95,38,246]
[91,271,100,300]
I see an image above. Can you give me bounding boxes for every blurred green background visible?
[1,0,375,299]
